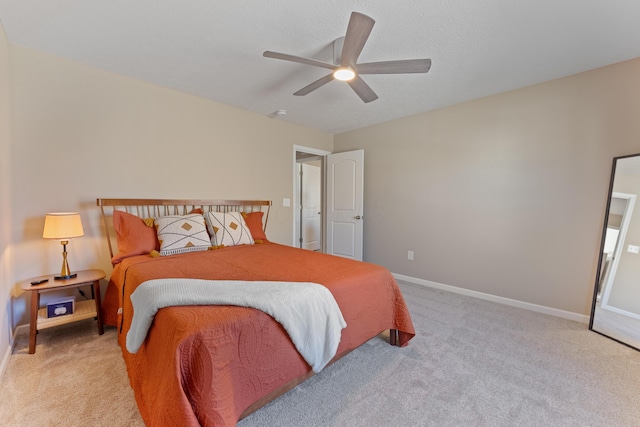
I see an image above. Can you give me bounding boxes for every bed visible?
[97,198,415,426]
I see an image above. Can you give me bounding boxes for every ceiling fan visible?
[263,11,431,103]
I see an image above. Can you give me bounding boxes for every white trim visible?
[293,145,331,157]
[292,145,330,248]
[0,324,25,381]
[601,304,640,321]
[393,273,590,324]
[0,342,11,381]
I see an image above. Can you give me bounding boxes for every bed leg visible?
[389,329,398,346]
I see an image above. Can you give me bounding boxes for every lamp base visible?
[54,273,77,280]
[56,241,76,280]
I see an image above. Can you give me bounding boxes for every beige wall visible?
[0,21,14,357]
[4,39,640,335]
[8,46,333,327]
[608,214,623,228]
[335,58,640,315]
[608,172,640,314]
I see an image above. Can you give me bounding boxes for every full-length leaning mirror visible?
[590,153,640,350]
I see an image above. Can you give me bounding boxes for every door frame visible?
[292,145,330,249]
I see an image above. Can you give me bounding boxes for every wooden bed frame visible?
[97,198,271,259]
[96,199,401,342]
[95,197,401,421]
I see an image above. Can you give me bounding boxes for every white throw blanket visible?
[126,279,347,372]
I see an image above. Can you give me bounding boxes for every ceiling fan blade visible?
[340,12,375,67]
[293,74,335,96]
[357,58,432,74]
[347,75,378,103]
[263,51,336,71]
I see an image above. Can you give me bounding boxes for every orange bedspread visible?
[103,242,415,426]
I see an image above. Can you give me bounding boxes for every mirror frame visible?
[589,153,640,351]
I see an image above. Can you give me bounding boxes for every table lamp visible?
[43,212,84,280]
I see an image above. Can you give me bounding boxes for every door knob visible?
[354,215,362,220]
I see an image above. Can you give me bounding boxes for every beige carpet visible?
[0,322,144,426]
[1,282,640,426]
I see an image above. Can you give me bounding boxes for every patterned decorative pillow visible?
[205,211,254,247]
[154,214,211,256]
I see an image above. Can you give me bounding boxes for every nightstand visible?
[20,269,105,354]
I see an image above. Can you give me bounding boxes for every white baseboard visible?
[0,341,11,381]
[393,273,590,324]
[0,325,25,381]
[0,325,29,383]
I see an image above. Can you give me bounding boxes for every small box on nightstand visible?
[47,296,75,318]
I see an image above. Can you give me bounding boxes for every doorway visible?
[599,192,636,312]
[292,146,365,260]
[294,146,330,250]
[298,157,323,251]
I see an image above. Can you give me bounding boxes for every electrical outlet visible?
[408,250,414,261]
[628,244,640,254]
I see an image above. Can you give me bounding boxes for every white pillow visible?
[155,214,211,256]
[205,211,254,247]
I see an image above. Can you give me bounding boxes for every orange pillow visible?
[241,211,267,241]
[111,210,159,264]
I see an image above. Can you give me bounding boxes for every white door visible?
[326,149,364,261]
[301,162,322,251]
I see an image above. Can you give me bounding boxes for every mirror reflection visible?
[591,154,640,350]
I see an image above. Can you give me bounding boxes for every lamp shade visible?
[43,213,84,240]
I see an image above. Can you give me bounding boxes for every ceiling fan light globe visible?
[333,67,356,81]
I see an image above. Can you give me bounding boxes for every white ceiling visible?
[1,1,640,134]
